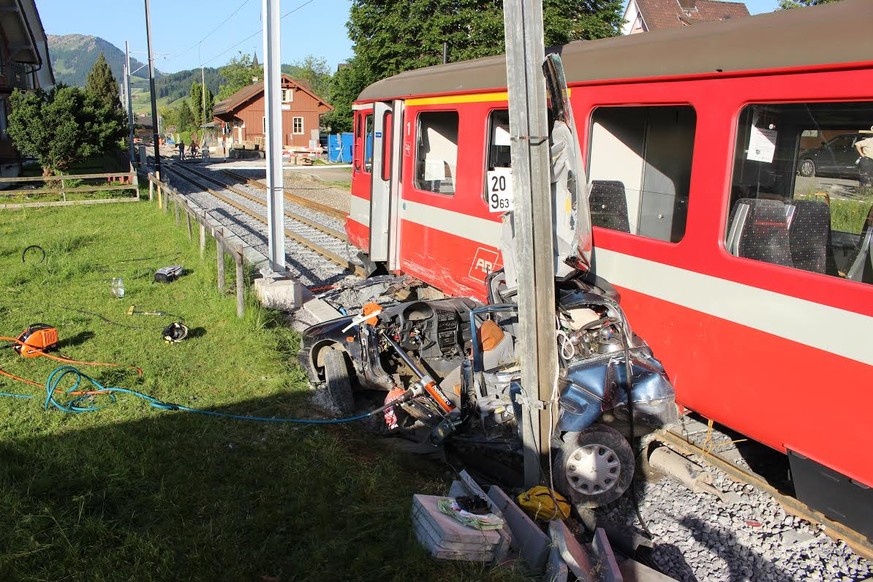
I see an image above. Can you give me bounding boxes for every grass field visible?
[0,200,530,581]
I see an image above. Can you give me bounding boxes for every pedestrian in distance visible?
[178,140,185,161]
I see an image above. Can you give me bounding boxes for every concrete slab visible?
[411,495,502,562]
[617,558,675,581]
[550,521,595,582]
[591,528,623,582]
[546,546,570,582]
[302,298,344,324]
[488,485,550,572]
[253,277,307,311]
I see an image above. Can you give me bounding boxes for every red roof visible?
[213,74,332,117]
[634,0,750,31]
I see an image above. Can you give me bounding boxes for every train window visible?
[727,103,873,285]
[414,111,459,195]
[381,111,393,182]
[364,114,374,173]
[487,110,511,169]
[588,106,695,242]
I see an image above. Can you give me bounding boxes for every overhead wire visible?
[164,0,256,67]
[200,0,317,67]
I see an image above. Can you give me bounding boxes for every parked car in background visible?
[798,133,865,179]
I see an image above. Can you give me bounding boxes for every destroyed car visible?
[298,54,677,508]
[298,270,677,507]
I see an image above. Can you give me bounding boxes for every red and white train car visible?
[347,2,873,537]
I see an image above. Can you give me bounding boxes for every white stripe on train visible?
[349,198,873,366]
[594,249,873,367]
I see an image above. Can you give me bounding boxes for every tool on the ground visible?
[154,265,183,283]
[127,305,169,317]
[13,324,59,358]
[1,325,142,390]
[162,322,189,343]
[21,245,46,264]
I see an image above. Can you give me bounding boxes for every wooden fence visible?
[0,170,139,209]
[148,172,252,318]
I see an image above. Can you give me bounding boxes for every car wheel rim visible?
[565,444,621,495]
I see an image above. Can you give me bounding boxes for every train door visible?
[348,106,374,251]
[369,101,404,267]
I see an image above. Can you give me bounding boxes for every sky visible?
[37,0,781,75]
[38,0,355,74]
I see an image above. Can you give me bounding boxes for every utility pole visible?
[201,65,206,127]
[144,0,160,177]
[125,41,135,167]
[263,0,285,272]
[503,0,558,487]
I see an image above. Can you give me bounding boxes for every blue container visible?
[328,133,355,163]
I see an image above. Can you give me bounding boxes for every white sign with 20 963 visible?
[486,168,513,213]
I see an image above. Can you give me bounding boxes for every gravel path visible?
[597,443,872,581]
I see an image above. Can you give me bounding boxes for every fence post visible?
[185,208,193,240]
[235,250,245,318]
[216,238,225,291]
[149,178,154,202]
[174,196,180,226]
[199,221,206,258]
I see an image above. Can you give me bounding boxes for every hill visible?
[48,34,160,86]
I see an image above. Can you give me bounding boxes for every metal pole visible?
[201,64,206,127]
[262,0,286,272]
[503,0,558,487]
[125,41,135,167]
[144,0,161,177]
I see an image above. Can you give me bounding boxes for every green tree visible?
[189,82,214,128]
[177,100,194,132]
[84,53,127,152]
[191,81,203,127]
[216,52,263,101]
[779,0,840,8]
[320,60,366,133]
[330,0,623,132]
[283,55,333,100]
[8,86,98,175]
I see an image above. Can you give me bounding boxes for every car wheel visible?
[322,349,355,416]
[799,159,816,177]
[555,424,635,508]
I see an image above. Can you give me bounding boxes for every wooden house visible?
[622,0,750,35]
[212,74,332,151]
[0,0,54,177]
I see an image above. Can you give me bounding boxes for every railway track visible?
[222,168,347,221]
[166,162,365,280]
[652,418,873,561]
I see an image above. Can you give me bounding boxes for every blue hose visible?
[15,365,388,424]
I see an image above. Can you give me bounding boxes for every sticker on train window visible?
[747,126,777,163]
[487,167,513,212]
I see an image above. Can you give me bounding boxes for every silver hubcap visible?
[566,444,621,495]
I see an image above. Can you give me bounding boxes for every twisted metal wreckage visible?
[298,55,677,508]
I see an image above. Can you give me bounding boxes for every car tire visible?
[555,424,635,508]
[799,158,816,177]
[322,349,355,416]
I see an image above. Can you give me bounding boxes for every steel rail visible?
[167,165,365,278]
[221,168,348,221]
[653,427,873,561]
[176,164,347,242]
